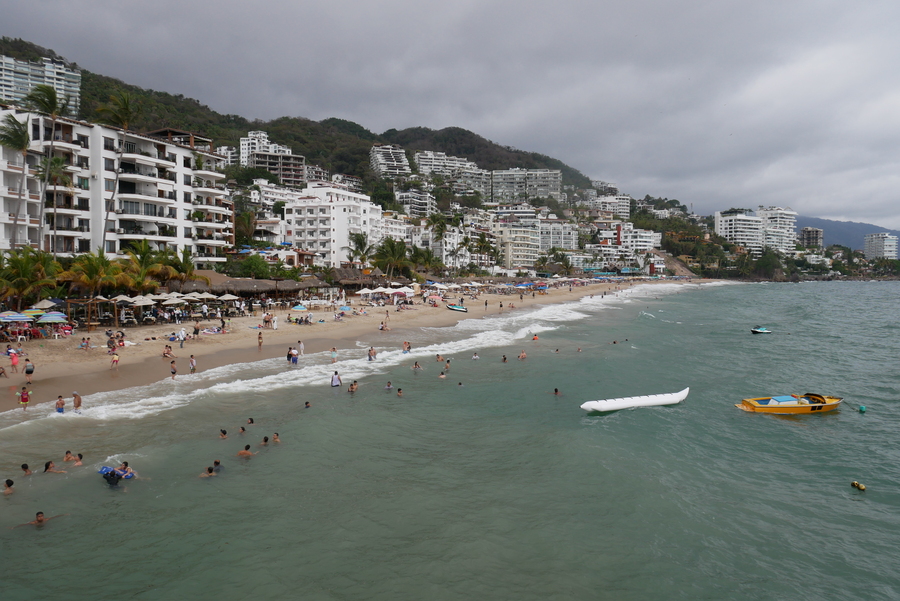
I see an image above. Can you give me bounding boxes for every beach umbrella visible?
[162,298,186,305]
[31,299,59,309]
[197,292,218,299]
[372,286,391,293]
[0,311,32,322]
[23,309,45,317]
[94,295,109,301]
[110,294,132,302]
[447,284,461,289]
[132,299,156,307]
[218,294,240,301]
[395,286,415,294]
[432,283,448,290]
[37,314,68,324]
[356,288,374,295]
[292,305,308,311]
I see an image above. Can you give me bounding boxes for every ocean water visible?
[2,281,900,601]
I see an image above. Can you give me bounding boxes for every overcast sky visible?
[5,0,900,226]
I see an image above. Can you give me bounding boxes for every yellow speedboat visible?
[735,393,843,414]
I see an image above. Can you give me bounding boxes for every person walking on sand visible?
[258,332,263,352]
[10,350,19,373]
[298,340,304,355]
[189,355,197,374]
[110,352,119,370]
[170,360,177,380]
[23,359,34,384]
[330,348,337,363]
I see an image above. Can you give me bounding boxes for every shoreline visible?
[2,279,710,413]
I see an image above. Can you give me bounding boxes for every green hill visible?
[2,37,594,190]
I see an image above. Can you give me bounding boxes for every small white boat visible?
[580,387,689,412]
[446,304,468,313]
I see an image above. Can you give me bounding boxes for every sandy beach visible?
[1,279,702,412]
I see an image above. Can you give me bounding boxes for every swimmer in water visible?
[304,401,311,408]
[21,464,31,475]
[12,511,67,529]
[3,479,14,495]
[553,388,562,396]
[436,354,443,362]
[44,461,66,474]
[247,418,254,425]
[73,454,83,466]
[259,436,269,446]
[237,445,257,457]
[439,371,446,379]
[502,355,508,363]
[239,427,246,434]
[199,467,217,478]
[220,429,227,439]
[384,381,393,390]
[348,381,358,393]
[273,433,281,443]
[63,450,76,462]
[397,388,403,397]
[412,362,422,370]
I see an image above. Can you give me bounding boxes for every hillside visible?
[0,38,593,190]
[795,216,900,251]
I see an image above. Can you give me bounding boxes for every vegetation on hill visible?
[0,37,71,65]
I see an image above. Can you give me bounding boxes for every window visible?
[122,201,139,214]
[106,240,117,253]
[183,175,191,186]
[103,137,116,151]
[183,191,191,202]
[77,177,89,190]
[184,227,192,238]
[104,158,115,171]
[105,179,116,192]
[183,156,191,168]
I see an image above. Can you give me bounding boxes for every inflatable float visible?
[98,466,135,479]
[580,387,690,412]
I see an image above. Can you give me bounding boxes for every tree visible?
[23,84,71,249]
[426,213,447,242]
[0,113,31,248]
[58,250,129,299]
[0,247,61,310]
[343,232,375,266]
[164,246,211,289]
[121,240,177,293]
[234,212,258,244]
[373,237,412,279]
[96,90,143,252]
[35,156,72,255]
[237,254,271,279]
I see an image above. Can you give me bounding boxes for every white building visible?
[714,210,764,255]
[331,173,364,194]
[239,131,292,167]
[0,109,231,267]
[247,151,306,188]
[864,232,899,260]
[370,144,411,179]
[586,195,631,220]
[756,205,798,254]
[539,218,579,251]
[491,168,562,202]
[395,189,437,218]
[283,183,383,267]
[492,222,541,269]
[414,150,480,177]
[449,166,491,199]
[0,55,81,114]
[214,145,239,166]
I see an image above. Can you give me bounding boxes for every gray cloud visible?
[5,0,900,226]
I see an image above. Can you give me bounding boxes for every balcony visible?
[193,168,224,181]
[120,150,177,168]
[118,167,159,184]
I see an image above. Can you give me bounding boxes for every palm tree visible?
[0,113,32,248]
[121,240,177,293]
[234,212,257,244]
[23,84,71,249]
[0,247,61,310]
[96,90,142,252]
[35,156,72,255]
[164,247,211,290]
[59,249,129,298]
[426,213,447,243]
[373,237,412,279]
[343,232,375,266]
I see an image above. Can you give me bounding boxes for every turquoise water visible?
[2,281,900,600]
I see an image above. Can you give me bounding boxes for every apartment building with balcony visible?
[538,218,579,252]
[395,189,437,218]
[414,150,479,177]
[714,209,763,255]
[799,227,824,249]
[248,151,306,188]
[490,168,562,202]
[0,55,81,114]
[756,205,798,255]
[370,144,411,179]
[0,108,231,267]
[864,232,898,260]
[239,130,291,166]
[283,183,383,267]
[331,173,364,193]
[492,221,541,269]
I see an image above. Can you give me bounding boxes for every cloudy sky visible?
[5,0,900,226]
